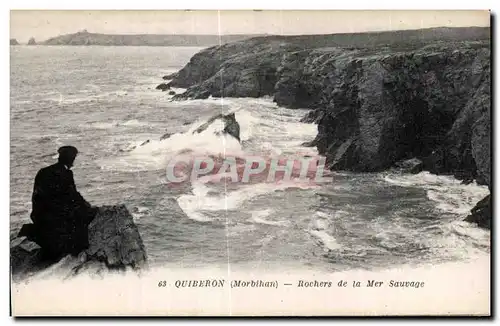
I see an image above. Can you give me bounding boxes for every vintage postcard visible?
[10,9,491,316]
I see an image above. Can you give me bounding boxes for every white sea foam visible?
[251,209,288,226]
[80,119,153,130]
[383,171,489,216]
[307,211,341,251]
[309,230,341,251]
[130,206,151,221]
[122,119,148,127]
[177,182,314,223]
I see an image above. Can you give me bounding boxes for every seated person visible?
[19,146,97,262]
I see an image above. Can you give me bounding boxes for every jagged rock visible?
[168,39,301,100]
[160,132,173,141]
[465,195,490,229]
[10,205,147,278]
[393,158,424,174]
[193,112,240,141]
[10,38,19,45]
[85,205,147,269]
[27,37,36,45]
[292,44,491,176]
[155,83,170,91]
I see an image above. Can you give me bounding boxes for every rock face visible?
[169,38,302,99]
[85,205,147,269]
[166,27,491,228]
[466,195,491,229]
[10,205,147,278]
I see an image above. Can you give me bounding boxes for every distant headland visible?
[39,30,265,46]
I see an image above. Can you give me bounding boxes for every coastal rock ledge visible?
[164,28,491,229]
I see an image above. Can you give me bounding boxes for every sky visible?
[10,10,490,43]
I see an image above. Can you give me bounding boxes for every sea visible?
[10,45,490,280]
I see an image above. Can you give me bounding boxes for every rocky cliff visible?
[164,27,491,228]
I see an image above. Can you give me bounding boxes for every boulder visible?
[85,205,147,269]
[168,90,176,95]
[465,195,490,229]
[155,83,170,91]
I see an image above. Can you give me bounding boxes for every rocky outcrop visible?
[124,112,240,154]
[10,205,147,278]
[465,195,491,229]
[10,38,19,45]
[27,37,36,45]
[155,83,170,91]
[193,112,240,141]
[84,205,147,269]
[169,39,301,99]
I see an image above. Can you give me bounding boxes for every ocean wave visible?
[176,182,314,223]
[80,120,153,130]
[309,230,341,251]
[250,209,288,226]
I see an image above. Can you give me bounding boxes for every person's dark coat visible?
[23,162,96,260]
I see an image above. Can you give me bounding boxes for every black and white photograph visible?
[9,9,491,316]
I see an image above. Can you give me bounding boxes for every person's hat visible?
[57,146,78,157]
